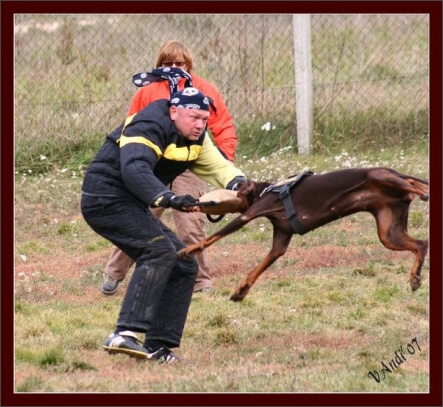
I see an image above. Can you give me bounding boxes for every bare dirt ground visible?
[15,235,414,306]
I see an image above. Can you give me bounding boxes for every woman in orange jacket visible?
[101,39,238,295]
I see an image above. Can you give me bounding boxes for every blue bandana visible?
[170,87,210,111]
[132,67,193,95]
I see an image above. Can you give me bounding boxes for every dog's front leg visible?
[177,241,209,258]
[177,214,252,258]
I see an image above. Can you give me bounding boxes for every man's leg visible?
[105,246,135,281]
[170,170,212,292]
[100,247,135,295]
[82,195,197,359]
[101,170,211,294]
[110,210,198,355]
[101,208,166,294]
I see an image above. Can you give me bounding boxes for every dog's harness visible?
[260,171,315,235]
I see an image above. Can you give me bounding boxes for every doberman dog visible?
[178,167,429,302]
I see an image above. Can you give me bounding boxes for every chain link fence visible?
[14,14,428,168]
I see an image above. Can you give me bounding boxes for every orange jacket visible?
[127,74,237,161]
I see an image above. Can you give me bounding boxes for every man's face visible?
[170,106,210,140]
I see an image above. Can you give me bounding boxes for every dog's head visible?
[237,179,273,212]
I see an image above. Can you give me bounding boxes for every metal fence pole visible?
[293,14,313,155]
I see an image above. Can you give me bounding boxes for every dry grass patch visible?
[13,149,430,393]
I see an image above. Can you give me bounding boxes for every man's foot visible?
[147,347,180,364]
[103,331,148,359]
[194,286,212,293]
[101,275,121,295]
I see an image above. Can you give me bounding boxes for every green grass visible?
[13,147,430,393]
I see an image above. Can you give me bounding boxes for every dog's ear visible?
[237,179,257,210]
[237,179,255,195]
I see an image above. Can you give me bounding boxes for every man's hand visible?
[167,195,198,212]
[226,176,247,191]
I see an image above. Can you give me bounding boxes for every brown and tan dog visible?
[178,167,429,301]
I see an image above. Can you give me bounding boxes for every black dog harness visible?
[260,171,315,235]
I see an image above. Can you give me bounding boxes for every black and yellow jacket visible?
[81,99,245,207]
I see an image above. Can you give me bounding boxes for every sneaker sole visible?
[101,286,119,295]
[101,289,118,295]
[148,356,180,364]
[103,345,148,359]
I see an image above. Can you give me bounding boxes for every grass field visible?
[13,146,430,394]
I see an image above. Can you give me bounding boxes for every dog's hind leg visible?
[230,229,293,302]
[374,202,428,291]
[368,169,429,201]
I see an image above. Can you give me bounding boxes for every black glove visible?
[167,194,198,211]
[226,176,247,191]
[157,192,175,208]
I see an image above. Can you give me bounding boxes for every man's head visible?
[169,87,210,140]
[156,40,193,73]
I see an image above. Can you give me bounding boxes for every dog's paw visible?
[230,285,250,302]
[410,274,422,291]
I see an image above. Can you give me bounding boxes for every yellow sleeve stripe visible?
[118,135,163,159]
[163,144,202,161]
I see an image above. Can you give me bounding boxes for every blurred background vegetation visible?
[14,14,429,173]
